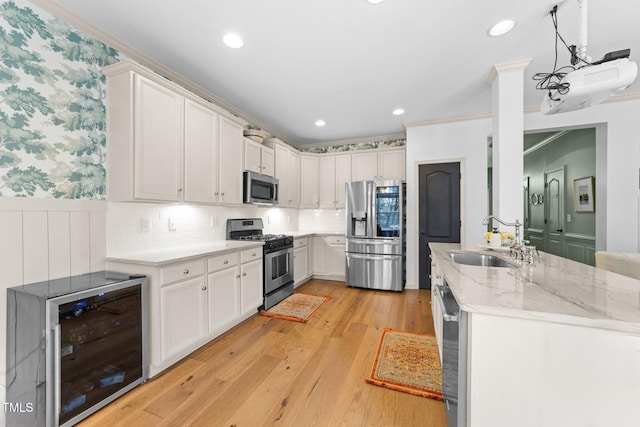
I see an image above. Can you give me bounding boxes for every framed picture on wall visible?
[573,176,595,212]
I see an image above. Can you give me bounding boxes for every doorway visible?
[418,162,461,289]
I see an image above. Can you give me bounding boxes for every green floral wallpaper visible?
[299,137,406,154]
[0,0,121,198]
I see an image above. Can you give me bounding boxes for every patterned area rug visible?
[366,328,444,400]
[260,292,331,323]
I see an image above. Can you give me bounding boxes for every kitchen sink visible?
[448,251,517,268]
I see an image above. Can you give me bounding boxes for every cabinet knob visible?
[178,187,183,192]
[242,272,247,277]
[223,260,229,264]
[214,192,219,196]
[201,285,207,290]
[252,253,256,257]
[236,274,241,278]
[183,269,189,274]
[221,192,225,196]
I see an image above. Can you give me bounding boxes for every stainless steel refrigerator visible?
[345,179,405,291]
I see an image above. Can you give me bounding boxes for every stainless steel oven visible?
[227,218,294,310]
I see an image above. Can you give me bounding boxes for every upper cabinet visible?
[244,137,274,177]
[352,148,405,181]
[104,59,247,204]
[319,153,351,209]
[266,139,299,208]
[300,154,320,208]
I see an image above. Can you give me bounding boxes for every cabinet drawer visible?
[208,252,239,272]
[325,235,346,245]
[240,247,262,264]
[294,237,308,248]
[160,259,205,285]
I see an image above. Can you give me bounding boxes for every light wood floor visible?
[79,280,447,427]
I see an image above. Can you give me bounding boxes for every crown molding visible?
[30,0,295,146]
[404,112,492,128]
[485,58,533,85]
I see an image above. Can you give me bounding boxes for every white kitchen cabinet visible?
[244,137,274,177]
[160,275,207,361]
[293,237,310,287]
[218,117,245,205]
[106,243,262,378]
[300,154,320,208]
[240,257,263,315]
[104,59,247,205]
[319,154,351,209]
[158,258,207,363]
[311,236,346,280]
[184,99,220,203]
[208,252,240,335]
[351,148,406,181]
[378,149,406,180]
[268,141,300,207]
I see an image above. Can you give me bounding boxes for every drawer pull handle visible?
[236,274,241,278]
[242,272,247,277]
[252,253,256,256]
[224,260,229,264]
[183,269,189,274]
[201,285,207,290]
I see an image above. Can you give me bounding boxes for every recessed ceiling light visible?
[392,108,405,116]
[365,0,385,4]
[315,119,326,127]
[223,33,244,48]
[488,19,516,37]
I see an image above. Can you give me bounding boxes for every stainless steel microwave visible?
[243,171,279,205]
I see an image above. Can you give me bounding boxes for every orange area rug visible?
[366,328,443,400]
[260,292,330,323]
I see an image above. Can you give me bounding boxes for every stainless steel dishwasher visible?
[436,280,468,427]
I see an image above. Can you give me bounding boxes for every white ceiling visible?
[49,0,640,145]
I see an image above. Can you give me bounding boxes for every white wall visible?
[406,118,492,288]
[405,97,640,288]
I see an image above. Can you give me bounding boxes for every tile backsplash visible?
[299,209,346,232]
[106,202,300,255]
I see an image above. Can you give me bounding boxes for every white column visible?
[486,59,531,226]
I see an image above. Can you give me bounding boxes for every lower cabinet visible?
[430,257,444,360]
[293,237,310,287]
[312,236,346,280]
[107,245,263,378]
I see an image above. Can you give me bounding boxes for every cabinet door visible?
[261,145,275,177]
[328,239,346,278]
[219,117,244,204]
[274,144,291,206]
[208,267,240,334]
[294,245,308,285]
[240,259,263,315]
[312,237,329,275]
[134,74,184,201]
[288,151,301,207]
[300,154,319,208]
[243,138,262,174]
[184,100,220,203]
[351,151,378,181]
[160,276,207,361]
[378,149,406,180]
[319,156,337,208]
[334,154,352,208]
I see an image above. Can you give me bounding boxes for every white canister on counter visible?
[490,228,502,247]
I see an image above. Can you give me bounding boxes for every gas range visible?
[226,218,295,310]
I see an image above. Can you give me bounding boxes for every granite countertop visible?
[106,241,264,266]
[429,243,640,334]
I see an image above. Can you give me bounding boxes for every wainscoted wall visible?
[0,197,106,406]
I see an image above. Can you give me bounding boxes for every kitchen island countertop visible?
[429,242,640,334]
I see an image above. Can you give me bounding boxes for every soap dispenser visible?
[490,228,502,247]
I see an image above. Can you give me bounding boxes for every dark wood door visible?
[418,162,461,289]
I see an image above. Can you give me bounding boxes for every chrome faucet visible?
[482,215,522,249]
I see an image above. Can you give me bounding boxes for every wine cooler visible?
[6,271,148,426]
